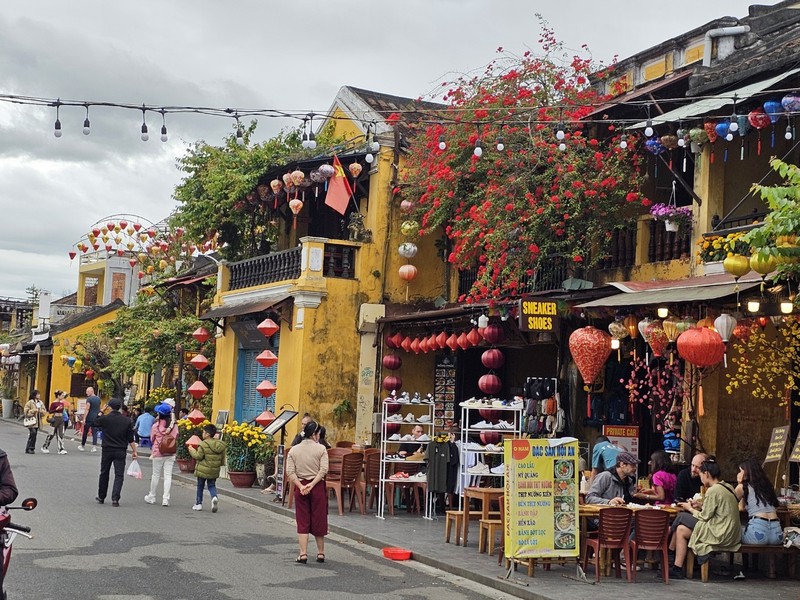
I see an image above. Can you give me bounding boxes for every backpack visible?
[159,431,177,455]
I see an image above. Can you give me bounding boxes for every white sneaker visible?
[417,434,430,442]
[410,393,421,404]
[409,472,427,481]
[404,412,415,422]
[417,415,431,423]
[58,450,68,455]
[78,445,85,452]
[192,504,203,511]
[162,499,169,507]
[211,496,218,513]
[144,494,156,505]
[473,420,489,429]
[468,463,490,475]
[387,433,401,441]
[41,447,50,454]
[497,420,513,429]
[490,463,506,474]
[91,446,98,452]
[400,434,414,441]
[386,414,403,422]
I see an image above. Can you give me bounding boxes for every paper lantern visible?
[446,334,459,351]
[68,251,77,260]
[478,408,501,423]
[410,337,421,354]
[714,121,730,139]
[192,327,211,343]
[400,336,413,353]
[677,327,725,368]
[638,317,653,343]
[750,254,777,275]
[748,108,771,130]
[480,431,502,445]
[398,264,418,281]
[713,314,737,343]
[256,380,277,398]
[624,314,639,339]
[608,319,628,340]
[723,254,751,279]
[73,358,83,371]
[189,353,209,370]
[436,332,448,349]
[257,318,280,337]
[385,332,398,349]
[568,326,612,417]
[645,137,666,155]
[400,220,419,237]
[482,324,504,344]
[763,100,783,124]
[129,259,137,268]
[187,382,208,400]
[427,333,438,351]
[256,350,278,368]
[419,337,429,353]
[457,332,469,350]
[467,328,482,347]
[662,316,680,343]
[478,374,502,395]
[703,121,719,143]
[382,375,403,392]
[398,242,418,259]
[385,422,401,435]
[481,348,505,369]
[84,368,95,380]
[290,169,305,186]
[660,134,679,150]
[391,332,404,349]
[289,198,303,229]
[255,410,276,427]
[382,354,402,370]
[697,317,715,330]
[400,199,413,212]
[645,320,669,357]
[782,92,800,112]
[349,162,363,178]
[688,127,709,143]
[186,408,207,425]
[185,434,202,448]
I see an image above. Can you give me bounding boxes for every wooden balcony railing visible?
[599,227,636,269]
[648,220,691,263]
[705,210,767,237]
[228,247,302,291]
[324,242,357,279]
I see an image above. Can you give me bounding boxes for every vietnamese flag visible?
[324,154,353,215]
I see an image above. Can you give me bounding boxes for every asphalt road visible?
[1,421,515,600]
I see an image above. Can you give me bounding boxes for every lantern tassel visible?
[757,133,762,156]
[617,348,621,361]
[293,215,297,230]
[723,351,727,369]
[586,391,592,418]
[669,351,673,366]
[698,384,705,417]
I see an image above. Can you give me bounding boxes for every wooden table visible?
[462,486,503,546]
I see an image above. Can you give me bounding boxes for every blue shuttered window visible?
[235,333,278,424]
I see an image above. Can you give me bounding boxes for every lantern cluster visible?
[253,318,279,427]
[186,326,212,401]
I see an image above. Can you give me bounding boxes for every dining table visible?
[462,486,504,546]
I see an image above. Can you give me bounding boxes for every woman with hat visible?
[145,402,178,507]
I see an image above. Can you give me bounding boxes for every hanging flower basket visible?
[650,203,693,232]
[664,219,679,232]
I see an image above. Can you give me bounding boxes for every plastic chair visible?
[335,441,354,448]
[326,447,351,483]
[582,507,633,582]
[630,509,671,584]
[359,451,382,511]
[326,451,364,515]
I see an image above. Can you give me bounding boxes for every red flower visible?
[386,113,401,125]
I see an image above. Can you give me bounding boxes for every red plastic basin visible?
[382,547,412,561]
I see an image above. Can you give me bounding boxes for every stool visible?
[445,510,464,545]
[478,518,502,554]
[139,437,152,448]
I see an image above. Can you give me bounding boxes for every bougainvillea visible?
[400,21,649,302]
[625,357,685,431]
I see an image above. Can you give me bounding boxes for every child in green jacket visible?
[188,424,226,513]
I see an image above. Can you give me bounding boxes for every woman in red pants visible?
[286,420,329,564]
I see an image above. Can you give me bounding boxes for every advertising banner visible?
[602,425,640,460]
[504,438,579,559]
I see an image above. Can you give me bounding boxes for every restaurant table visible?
[462,486,504,546]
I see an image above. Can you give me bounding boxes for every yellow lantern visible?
[749,253,777,275]
[723,254,751,278]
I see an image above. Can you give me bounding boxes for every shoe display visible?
[472,420,490,428]
[489,463,505,474]
[404,412,415,422]
[496,420,513,429]
[144,494,156,505]
[389,472,409,480]
[192,504,203,511]
[58,450,68,455]
[41,447,50,454]
[411,392,421,404]
[387,434,401,441]
[399,392,411,403]
[423,393,434,404]
[417,415,431,423]
[400,434,414,441]
[465,442,483,450]
[385,414,403,422]
[211,496,218,513]
[468,463,490,475]
[409,472,427,481]
[417,434,430,442]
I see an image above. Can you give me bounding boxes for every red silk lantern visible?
[467,328,481,347]
[436,332,448,349]
[482,324,504,344]
[382,354,402,370]
[676,326,725,417]
[187,382,208,400]
[478,374,502,395]
[410,337,421,354]
[644,321,669,357]
[84,368,95,380]
[385,332,398,349]
[427,333,438,351]
[385,400,401,415]
[480,431,502,445]
[481,348,505,369]
[457,332,469,350]
[390,332,404,349]
[255,410,276,427]
[419,337,429,353]
[185,434,202,448]
[256,350,278,368]
[399,264,418,281]
[446,334,459,351]
[385,422,401,436]
[186,408,206,424]
[257,318,280,337]
[568,326,612,417]
[256,380,277,398]
[190,353,209,370]
[478,326,486,339]
[748,108,771,130]
[382,375,403,392]
[400,336,413,353]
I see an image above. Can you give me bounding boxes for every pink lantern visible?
[382,375,403,392]
[382,354,402,370]
[467,328,482,347]
[446,334,459,351]
[399,264,418,281]
[289,198,303,229]
[482,324,504,344]
[481,348,505,369]
[256,380,277,398]
[186,408,206,425]
[256,350,278,368]
[257,318,280,337]
[189,353,209,370]
[457,332,470,350]
[644,321,669,357]
[568,326,612,417]
[255,410,276,427]
[410,338,421,354]
[390,332,404,349]
[193,327,211,343]
[427,333,439,351]
[478,374,502,395]
[436,332,448,349]
[185,434,202,448]
[187,382,208,400]
[385,333,398,349]
[400,336,413,353]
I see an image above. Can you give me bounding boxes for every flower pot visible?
[228,471,257,488]
[703,260,725,276]
[664,219,679,232]
[176,458,196,473]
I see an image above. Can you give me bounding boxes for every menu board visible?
[764,426,790,463]
[504,438,579,559]
[433,354,456,428]
[788,436,800,463]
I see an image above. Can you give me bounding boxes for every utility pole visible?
[175,343,184,413]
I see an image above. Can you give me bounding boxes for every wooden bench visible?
[444,510,499,545]
[687,545,800,582]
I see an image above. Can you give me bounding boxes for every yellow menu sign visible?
[789,436,800,463]
[764,426,790,463]
[504,438,579,559]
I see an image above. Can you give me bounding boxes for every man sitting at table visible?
[674,452,707,502]
[586,451,641,506]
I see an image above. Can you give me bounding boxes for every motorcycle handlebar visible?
[5,523,31,533]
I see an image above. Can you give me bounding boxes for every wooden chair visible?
[335,441,354,448]
[630,509,671,584]
[479,494,504,555]
[445,510,464,545]
[281,446,296,508]
[582,507,633,582]
[359,450,382,511]
[326,451,363,515]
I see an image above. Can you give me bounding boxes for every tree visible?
[25,285,40,305]
[401,22,648,302]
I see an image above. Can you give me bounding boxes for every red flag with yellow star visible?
[324,154,352,215]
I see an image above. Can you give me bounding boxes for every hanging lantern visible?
[748,108,771,130]
[255,410,276,427]
[697,317,716,330]
[291,169,305,186]
[410,337,421,354]
[446,333,459,351]
[481,348,505,369]
[382,354,402,370]
[733,319,754,341]
[187,381,208,400]
[382,375,403,392]
[703,121,719,143]
[400,199,413,213]
[400,336,413,353]
[688,127,709,144]
[482,323,504,344]
[645,137,667,154]
[781,92,800,112]
[400,220,420,237]
[724,254,751,279]
[660,134,679,150]
[186,408,207,425]
[398,242,418,259]
[256,380,277,398]
[84,368,95,380]
[676,327,726,417]
[714,313,738,367]
[398,264,418,281]
[644,320,669,357]
[256,350,278,368]
[257,318,280,337]
[638,317,653,340]
[456,332,469,350]
[478,373,502,395]
[608,319,629,341]
[190,353,210,370]
[714,120,730,139]
[288,198,304,229]
[68,251,77,260]
[480,431,502,445]
[419,337,429,353]
[73,358,83,372]
[624,314,639,339]
[390,332,404,349]
[436,332,448,349]
[185,434,202,449]
[757,316,770,329]
[385,332,398,349]
[349,162,363,178]
[750,254,777,276]
[478,408,501,423]
[568,326,612,417]
[467,328,482,347]
[763,100,784,124]
[662,316,680,343]
[427,333,439,351]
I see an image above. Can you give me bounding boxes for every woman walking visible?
[41,391,68,455]
[285,420,329,564]
[23,390,44,454]
[144,405,178,507]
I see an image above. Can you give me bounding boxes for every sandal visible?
[316,553,325,563]
[296,554,307,564]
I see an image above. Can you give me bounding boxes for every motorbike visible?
[1,498,37,600]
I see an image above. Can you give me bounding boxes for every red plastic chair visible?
[582,507,633,582]
[630,509,671,584]
[326,451,364,515]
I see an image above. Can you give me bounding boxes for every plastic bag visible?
[126,459,142,479]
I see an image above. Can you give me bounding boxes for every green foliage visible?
[144,386,175,411]
[332,398,354,422]
[252,433,276,463]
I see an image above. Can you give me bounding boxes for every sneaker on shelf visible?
[410,393,421,404]
[399,392,411,403]
[41,447,50,454]
[400,434,414,441]
[423,393,434,404]
[492,399,505,407]
[468,463,490,475]
[417,434,430,442]
[459,397,477,407]
[510,397,524,408]
[386,414,403,422]
[404,412,415,422]
[192,504,203,511]
[473,420,489,429]
[144,494,156,505]
[417,415,431,423]
[484,444,501,452]
[58,450,68,455]
[465,442,483,450]
[490,463,506,475]
[387,433,401,441]
[409,472,427,481]
[496,420,513,429]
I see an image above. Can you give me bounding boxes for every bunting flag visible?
[324,154,353,215]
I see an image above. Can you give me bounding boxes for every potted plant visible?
[222,421,266,487]
[649,203,693,232]
[253,433,276,488]
[176,417,208,472]
[696,232,751,263]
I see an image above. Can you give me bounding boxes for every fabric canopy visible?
[200,294,290,319]
[577,281,759,308]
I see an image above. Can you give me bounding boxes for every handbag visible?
[23,416,37,427]
[159,434,177,455]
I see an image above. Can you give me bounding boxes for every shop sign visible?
[764,426,790,463]
[602,425,640,461]
[183,351,198,364]
[504,438,579,559]
[790,436,800,463]
[518,300,560,334]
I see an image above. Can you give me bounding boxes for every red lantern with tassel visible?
[644,321,669,357]
[385,333,398,349]
[676,326,725,417]
[186,408,206,424]
[481,348,505,370]
[446,334,459,351]
[390,332,404,349]
[568,326,612,417]
[400,336,413,353]
[410,338,421,354]
[466,328,481,347]
[457,332,469,350]
[382,354,402,370]
[419,337,429,353]
[427,333,438,351]
[288,198,303,229]
[436,332,448,349]
[482,324,504,344]
[478,374,502,395]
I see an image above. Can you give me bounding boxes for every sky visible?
[0,0,765,301]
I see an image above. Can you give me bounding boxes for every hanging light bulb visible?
[370,140,380,152]
[785,124,794,141]
[780,300,793,314]
[644,119,654,137]
[438,135,446,150]
[235,120,244,145]
[726,132,734,142]
[307,113,317,149]
[140,106,149,141]
[473,139,483,157]
[657,307,669,319]
[676,127,686,147]
[82,105,91,135]
[747,299,760,313]
[159,110,168,142]
[53,100,62,138]
[619,133,628,149]
[558,142,566,152]
[478,314,489,328]
[365,153,374,163]
[555,122,566,140]
[496,137,504,151]
[729,116,739,133]
[301,117,310,149]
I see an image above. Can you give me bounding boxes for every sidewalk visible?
[175,470,800,600]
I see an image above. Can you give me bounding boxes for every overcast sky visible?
[0,0,764,301]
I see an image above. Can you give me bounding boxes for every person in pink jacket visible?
[144,406,178,507]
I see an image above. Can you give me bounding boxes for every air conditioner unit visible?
[372,412,382,434]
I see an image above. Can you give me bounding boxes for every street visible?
[0,421,514,600]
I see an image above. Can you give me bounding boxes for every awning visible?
[160,274,213,290]
[200,294,291,320]
[631,67,800,128]
[585,71,692,119]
